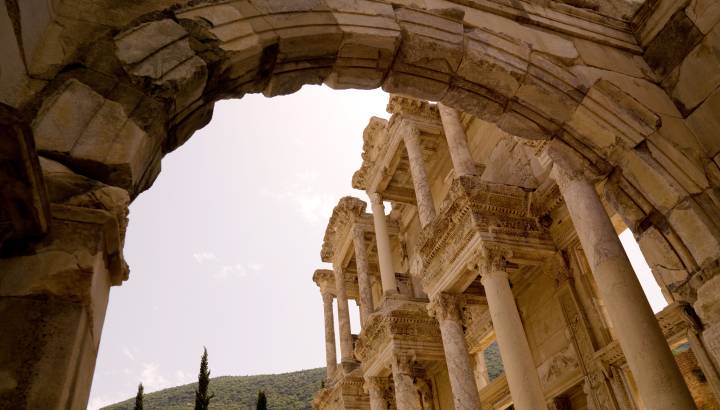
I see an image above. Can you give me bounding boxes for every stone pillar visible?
[402,126,436,227]
[352,225,375,323]
[474,351,490,389]
[428,293,482,409]
[0,202,127,409]
[481,256,546,409]
[391,354,422,410]
[547,142,696,410]
[369,193,398,295]
[438,104,477,177]
[333,266,354,364]
[365,377,387,410]
[321,291,338,380]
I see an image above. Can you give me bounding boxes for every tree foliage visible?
[194,347,214,410]
[134,383,144,410]
[256,390,268,410]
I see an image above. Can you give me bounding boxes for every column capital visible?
[541,139,600,188]
[369,192,383,206]
[427,293,464,322]
[321,290,334,303]
[480,247,511,276]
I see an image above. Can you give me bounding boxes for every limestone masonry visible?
[1,1,720,409]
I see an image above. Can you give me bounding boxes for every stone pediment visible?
[321,196,367,263]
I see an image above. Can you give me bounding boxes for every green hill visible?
[102,368,325,410]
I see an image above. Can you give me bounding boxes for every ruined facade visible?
[1,0,720,409]
[311,96,720,409]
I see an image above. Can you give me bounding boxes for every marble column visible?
[321,291,338,380]
[333,266,355,364]
[428,293,482,409]
[549,152,696,409]
[438,104,477,177]
[370,193,398,295]
[391,354,422,410]
[481,257,546,410]
[365,377,387,410]
[402,126,436,227]
[353,225,375,323]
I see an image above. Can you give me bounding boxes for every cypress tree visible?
[256,390,268,410]
[133,383,144,410]
[194,347,214,410]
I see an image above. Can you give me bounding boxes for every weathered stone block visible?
[696,274,720,324]
[33,79,160,193]
[115,19,208,112]
[686,0,720,34]
[637,227,690,288]
[619,147,688,214]
[565,79,659,154]
[384,7,464,101]
[325,1,400,89]
[665,22,720,113]
[686,87,720,158]
[668,198,720,267]
[644,9,703,79]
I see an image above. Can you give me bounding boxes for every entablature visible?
[414,175,556,297]
[355,296,444,377]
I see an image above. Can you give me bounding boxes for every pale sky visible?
[88,86,666,409]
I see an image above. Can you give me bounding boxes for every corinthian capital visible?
[427,293,464,322]
[480,247,511,275]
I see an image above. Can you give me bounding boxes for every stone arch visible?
[25,0,716,300]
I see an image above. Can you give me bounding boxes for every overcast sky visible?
[87,86,666,409]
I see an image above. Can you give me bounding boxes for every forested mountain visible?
[102,368,325,410]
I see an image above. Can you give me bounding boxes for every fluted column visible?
[369,193,398,295]
[402,126,436,227]
[365,377,388,410]
[428,293,482,410]
[547,142,696,410]
[391,354,422,410]
[481,255,545,409]
[333,266,354,363]
[438,104,477,177]
[321,291,338,380]
[353,225,374,323]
